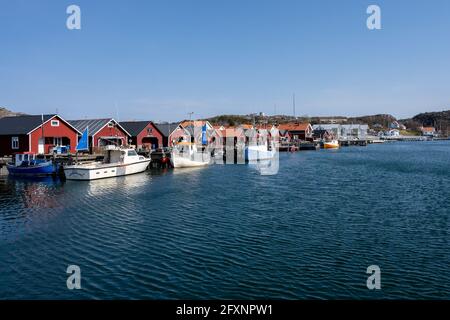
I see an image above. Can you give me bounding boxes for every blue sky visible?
[1,0,450,121]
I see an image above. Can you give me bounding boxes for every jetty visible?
[0,157,10,175]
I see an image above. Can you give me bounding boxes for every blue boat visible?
[7,152,56,176]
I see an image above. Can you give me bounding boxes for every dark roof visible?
[154,123,180,137]
[69,118,132,137]
[69,119,113,136]
[0,114,56,135]
[120,121,152,137]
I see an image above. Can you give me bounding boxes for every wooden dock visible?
[0,157,11,174]
[339,139,368,147]
[0,157,9,175]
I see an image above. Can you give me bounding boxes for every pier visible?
[0,157,10,175]
[339,139,368,147]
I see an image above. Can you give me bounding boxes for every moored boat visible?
[170,142,210,168]
[7,152,56,177]
[299,142,320,151]
[245,143,276,161]
[64,146,150,180]
[323,140,340,149]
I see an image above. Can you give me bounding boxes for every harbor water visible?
[0,141,449,299]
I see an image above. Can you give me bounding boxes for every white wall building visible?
[312,124,368,140]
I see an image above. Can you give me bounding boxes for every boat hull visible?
[7,162,55,176]
[324,141,340,149]
[64,160,150,180]
[245,145,275,161]
[299,142,320,151]
[170,155,209,168]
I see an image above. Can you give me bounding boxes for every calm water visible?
[0,141,449,299]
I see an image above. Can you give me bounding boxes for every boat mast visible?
[41,114,45,154]
[188,112,194,142]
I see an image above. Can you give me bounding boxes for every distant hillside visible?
[346,114,397,127]
[0,107,25,119]
[412,110,450,128]
[399,110,450,132]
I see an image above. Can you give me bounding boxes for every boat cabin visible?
[13,152,39,166]
[102,146,146,165]
[173,141,198,155]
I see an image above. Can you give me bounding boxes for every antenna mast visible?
[293,93,296,118]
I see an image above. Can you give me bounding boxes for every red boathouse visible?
[120,121,165,151]
[0,114,81,156]
[69,118,131,153]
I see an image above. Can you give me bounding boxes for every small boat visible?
[64,146,151,180]
[7,152,56,177]
[245,141,276,161]
[299,142,320,151]
[170,142,210,168]
[323,140,340,149]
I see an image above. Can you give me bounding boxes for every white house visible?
[341,124,368,140]
[313,124,368,140]
[383,129,400,137]
[312,124,342,139]
[421,127,436,137]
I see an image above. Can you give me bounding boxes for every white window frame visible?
[53,137,63,146]
[51,120,60,127]
[11,136,19,149]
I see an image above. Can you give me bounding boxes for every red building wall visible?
[169,127,190,146]
[136,122,164,149]
[92,125,130,147]
[29,116,79,154]
[0,135,29,156]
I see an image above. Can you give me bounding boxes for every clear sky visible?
[1,0,450,122]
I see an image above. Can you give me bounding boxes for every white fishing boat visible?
[245,141,276,161]
[170,142,210,168]
[64,127,150,180]
[64,146,150,181]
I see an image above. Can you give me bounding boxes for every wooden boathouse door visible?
[38,138,45,154]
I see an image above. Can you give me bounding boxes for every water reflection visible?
[170,166,209,175]
[79,172,151,197]
[1,176,63,209]
[0,176,66,242]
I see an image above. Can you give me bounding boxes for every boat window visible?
[127,150,138,156]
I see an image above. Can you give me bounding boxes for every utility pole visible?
[292,93,296,118]
[187,112,194,140]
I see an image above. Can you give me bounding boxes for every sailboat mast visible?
[41,114,45,153]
